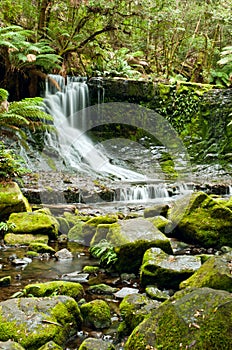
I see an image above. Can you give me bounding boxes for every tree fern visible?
[0,95,55,140]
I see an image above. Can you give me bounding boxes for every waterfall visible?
[117,183,169,202]
[43,75,146,180]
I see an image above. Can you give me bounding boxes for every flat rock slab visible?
[140,247,201,289]
[114,287,139,299]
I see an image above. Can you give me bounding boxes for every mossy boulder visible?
[90,224,112,246]
[144,204,169,218]
[24,281,84,300]
[0,340,25,350]
[78,338,115,350]
[7,211,59,240]
[4,233,48,245]
[87,283,118,295]
[180,252,232,291]
[0,182,31,220]
[119,293,160,336]
[80,299,111,329]
[0,296,82,350]
[149,215,172,233]
[105,218,172,273]
[37,341,63,350]
[125,287,232,350]
[169,191,232,248]
[28,243,56,254]
[56,217,70,235]
[140,247,201,289]
[67,222,84,242]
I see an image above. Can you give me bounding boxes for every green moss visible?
[86,215,118,226]
[0,181,31,220]
[37,341,63,350]
[8,212,59,240]
[180,254,232,292]
[80,299,111,329]
[67,222,84,242]
[28,243,56,254]
[126,288,232,349]
[4,233,49,245]
[82,265,100,274]
[90,223,112,246]
[24,281,84,300]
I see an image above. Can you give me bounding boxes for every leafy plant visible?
[0,89,9,103]
[89,239,118,268]
[0,141,29,180]
[0,221,16,235]
[0,94,55,141]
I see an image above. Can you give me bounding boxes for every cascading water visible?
[43,74,146,180]
[41,74,191,203]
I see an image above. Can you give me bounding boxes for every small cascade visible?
[117,183,169,202]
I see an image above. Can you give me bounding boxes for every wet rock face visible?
[0,296,82,349]
[125,287,232,350]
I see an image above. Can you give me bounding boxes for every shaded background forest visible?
[0,0,231,100]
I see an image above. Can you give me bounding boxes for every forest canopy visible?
[0,0,231,98]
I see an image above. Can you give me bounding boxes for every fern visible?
[89,239,118,268]
[0,95,55,140]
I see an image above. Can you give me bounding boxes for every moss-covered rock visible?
[0,340,25,350]
[56,217,70,235]
[0,182,31,220]
[125,287,232,350]
[180,252,232,291]
[149,215,172,233]
[7,211,59,240]
[145,286,170,301]
[143,204,169,218]
[140,247,201,289]
[24,281,84,300]
[90,224,112,246]
[78,338,115,350]
[28,243,56,254]
[67,222,84,242]
[87,284,118,295]
[0,296,82,350]
[119,293,160,336]
[169,191,232,248]
[105,218,172,273]
[80,299,111,329]
[86,215,118,226]
[37,341,63,350]
[74,215,118,246]
[4,233,48,245]
[82,265,99,274]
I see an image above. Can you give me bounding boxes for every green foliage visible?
[89,239,118,268]
[0,95,55,140]
[0,221,15,235]
[0,89,8,103]
[0,141,28,180]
